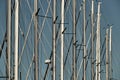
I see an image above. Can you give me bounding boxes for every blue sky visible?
[102,0,120,79]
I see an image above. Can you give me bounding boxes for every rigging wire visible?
[19,14,34,65]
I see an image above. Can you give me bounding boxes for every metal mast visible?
[91,0,94,80]
[72,0,76,79]
[83,0,86,80]
[109,26,112,80]
[14,0,19,80]
[34,0,38,80]
[52,0,56,80]
[96,2,101,80]
[6,0,11,80]
[106,29,109,80]
[61,0,64,80]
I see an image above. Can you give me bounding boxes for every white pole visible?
[83,0,86,80]
[96,2,101,80]
[106,29,109,80]
[91,0,94,80]
[6,0,11,80]
[61,0,64,80]
[109,26,112,80]
[53,0,56,80]
[14,0,19,80]
[73,0,76,80]
[34,0,38,80]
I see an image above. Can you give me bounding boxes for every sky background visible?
[102,0,120,79]
[0,0,120,80]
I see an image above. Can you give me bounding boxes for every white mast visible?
[61,0,64,80]
[34,0,38,80]
[106,29,109,80]
[91,0,94,80]
[14,0,19,80]
[73,0,76,80]
[83,0,86,80]
[109,26,112,80]
[53,0,56,80]
[96,2,101,80]
[6,0,11,80]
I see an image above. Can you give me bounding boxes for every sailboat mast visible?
[34,0,38,80]
[6,0,11,80]
[83,0,86,80]
[106,29,109,80]
[109,26,112,80]
[52,0,56,80]
[14,0,19,80]
[96,2,101,80]
[72,0,76,80]
[91,0,94,80]
[61,0,64,80]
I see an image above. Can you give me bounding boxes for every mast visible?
[34,0,38,80]
[91,0,94,80]
[61,0,64,80]
[14,0,19,80]
[106,29,109,80]
[6,0,11,80]
[96,2,101,80]
[72,0,76,79]
[109,26,112,80]
[83,0,86,80]
[52,0,56,80]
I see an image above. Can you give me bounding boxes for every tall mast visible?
[6,0,11,80]
[91,0,94,80]
[106,29,109,80]
[109,26,112,80]
[52,0,56,80]
[96,2,101,80]
[72,0,76,79]
[14,0,19,80]
[34,0,38,80]
[83,0,86,80]
[61,0,64,80]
